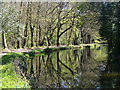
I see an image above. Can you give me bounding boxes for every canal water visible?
[1,45,120,88]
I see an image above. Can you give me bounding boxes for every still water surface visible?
[14,45,120,89]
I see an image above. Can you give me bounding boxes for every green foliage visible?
[0,52,34,88]
[1,53,24,65]
[99,2,120,55]
[31,49,44,53]
[0,63,30,88]
[1,55,13,65]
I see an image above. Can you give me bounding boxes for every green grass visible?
[0,53,31,88]
[0,63,30,88]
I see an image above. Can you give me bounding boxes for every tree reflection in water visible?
[15,46,108,88]
[100,47,120,88]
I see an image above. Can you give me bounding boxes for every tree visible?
[56,2,76,46]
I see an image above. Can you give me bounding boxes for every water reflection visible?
[16,46,108,88]
[100,49,120,88]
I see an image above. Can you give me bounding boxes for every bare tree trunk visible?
[22,23,28,48]
[38,25,42,46]
[87,34,91,44]
[36,30,38,47]
[56,11,60,46]
[29,2,34,48]
[17,1,22,49]
[47,37,51,46]
[2,31,7,49]
[30,24,34,47]
[22,3,29,48]
[17,40,20,48]
[57,36,60,46]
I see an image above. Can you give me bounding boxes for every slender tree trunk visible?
[30,24,34,47]
[38,25,42,46]
[81,30,83,44]
[16,2,22,49]
[56,22,60,46]
[17,40,20,48]
[36,30,38,47]
[2,31,7,49]
[16,25,20,49]
[67,30,72,45]
[47,38,51,46]
[87,34,91,43]
[56,6,61,46]
[22,23,28,48]
[57,36,60,46]
[22,3,29,48]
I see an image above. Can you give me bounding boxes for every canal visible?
[1,45,120,88]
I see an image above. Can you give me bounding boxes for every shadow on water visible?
[100,47,120,88]
[11,45,110,89]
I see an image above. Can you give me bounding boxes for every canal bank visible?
[0,44,105,56]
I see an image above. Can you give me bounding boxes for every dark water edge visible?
[1,45,120,89]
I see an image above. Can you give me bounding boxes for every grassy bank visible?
[1,43,104,54]
[25,43,104,54]
[0,60,30,88]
